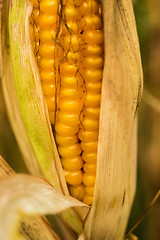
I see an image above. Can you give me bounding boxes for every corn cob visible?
[30,0,104,205]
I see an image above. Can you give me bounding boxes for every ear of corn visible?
[30,0,104,205]
[1,0,143,239]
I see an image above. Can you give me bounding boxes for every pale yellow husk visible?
[0,155,60,240]
[82,0,143,239]
[0,156,86,240]
[1,0,143,239]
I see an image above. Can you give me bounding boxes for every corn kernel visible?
[83,195,93,205]
[65,170,83,186]
[56,134,78,145]
[40,0,59,14]
[78,130,98,142]
[58,143,82,158]
[69,185,85,200]
[61,156,83,171]
[83,174,96,187]
[81,141,98,153]
[55,122,79,136]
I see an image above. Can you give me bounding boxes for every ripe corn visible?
[30,0,104,205]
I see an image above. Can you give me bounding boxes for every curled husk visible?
[0,156,85,240]
[1,0,143,239]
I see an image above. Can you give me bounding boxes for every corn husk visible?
[82,0,143,239]
[1,0,143,239]
[0,156,86,240]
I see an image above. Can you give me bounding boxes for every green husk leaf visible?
[82,0,143,239]
[1,0,86,234]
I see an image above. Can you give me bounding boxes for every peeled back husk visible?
[1,0,143,240]
[1,0,86,235]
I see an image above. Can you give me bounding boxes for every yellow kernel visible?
[63,4,78,21]
[83,56,104,69]
[78,130,98,142]
[82,45,103,57]
[80,14,102,31]
[61,156,83,171]
[39,58,55,70]
[37,14,59,30]
[59,87,83,98]
[85,187,94,197]
[83,173,96,187]
[61,22,79,34]
[39,43,63,59]
[45,96,55,111]
[86,81,102,93]
[40,70,56,82]
[55,122,79,136]
[81,141,98,153]
[81,118,99,131]
[83,107,100,119]
[82,152,97,164]
[83,30,104,45]
[40,0,59,14]
[79,1,99,16]
[49,111,55,125]
[41,82,55,96]
[58,143,82,158]
[60,62,79,76]
[81,68,103,82]
[56,134,78,145]
[84,164,96,174]
[85,94,101,107]
[63,35,81,52]
[69,185,85,200]
[60,76,82,88]
[64,170,83,186]
[39,29,57,42]
[59,99,83,113]
[66,51,82,63]
[83,194,93,205]
[58,111,80,126]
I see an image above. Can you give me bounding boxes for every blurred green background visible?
[0,0,160,239]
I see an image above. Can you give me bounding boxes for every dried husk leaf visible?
[0,155,15,177]
[0,155,80,240]
[1,0,86,234]
[0,155,60,240]
[0,173,86,240]
[82,0,143,240]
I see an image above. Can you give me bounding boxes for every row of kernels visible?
[79,0,104,205]
[54,1,85,200]
[37,0,60,124]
